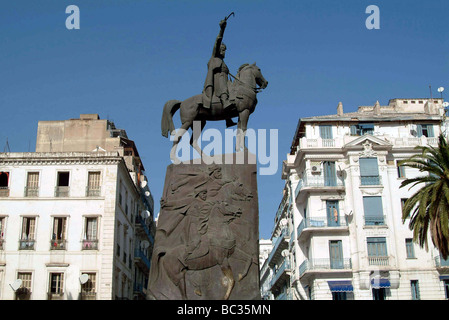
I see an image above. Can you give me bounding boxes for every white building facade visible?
[0,115,155,300]
[265,98,449,300]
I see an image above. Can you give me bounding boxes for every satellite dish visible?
[141,240,150,249]
[438,87,445,93]
[10,279,22,291]
[140,180,147,188]
[79,274,89,284]
[281,249,289,257]
[443,102,449,108]
[145,191,150,197]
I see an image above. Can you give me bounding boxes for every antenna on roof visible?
[429,85,433,100]
[4,137,11,152]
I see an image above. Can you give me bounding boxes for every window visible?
[0,217,5,250]
[80,273,97,300]
[405,239,415,259]
[51,217,67,250]
[25,172,39,197]
[323,161,337,186]
[0,171,9,197]
[359,158,380,185]
[417,124,434,138]
[326,200,340,226]
[20,217,36,250]
[397,163,406,178]
[411,280,420,300]
[55,171,70,197]
[443,280,449,299]
[363,196,385,226]
[350,123,374,136]
[87,171,101,197]
[367,237,388,266]
[83,217,98,250]
[16,272,32,300]
[329,240,344,269]
[48,272,64,299]
[319,125,333,139]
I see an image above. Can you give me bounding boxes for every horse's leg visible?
[231,247,258,282]
[170,120,193,164]
[236,109,250,151]
[190,120,211,162]
[163,249,188,299]
[220,258,235,300]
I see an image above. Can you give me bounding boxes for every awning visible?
[328,281,354,292]
[439,275,449,281]
[371,278,391,288]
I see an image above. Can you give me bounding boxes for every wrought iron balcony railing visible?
[86,186,101,197]
[55,186,70,197]
[299,258,352,277]
[24,187,39,197]
[50,239,67,250]
[82,239,99,250]
[0,187,9,197]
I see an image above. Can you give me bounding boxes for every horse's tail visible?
[161,100,181,138]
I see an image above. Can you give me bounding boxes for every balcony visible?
[270,260,291,290]
[50,239,67,250]
[80,292,97,300]
[82,239,99,250]
[47,292,64,300]
[297,216,348,241]
[267,229,290,268]
[0,187,9,197]
[24,187,39,197]
[368,256,389,266]
[299,258,352,279]
[364,215,386,226]
[134,248,151,272]
[55,186,70,197]
[360,175,382,186]
[434,256,449,269]
[86,186,101,197]
[19,239,35,250]
[135,216,155,244]
[295,175,344,200]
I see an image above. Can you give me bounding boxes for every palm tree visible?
[399,134,449,260]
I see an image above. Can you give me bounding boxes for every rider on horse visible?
[203,18,237,128]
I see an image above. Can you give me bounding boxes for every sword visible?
[224,12,235,21]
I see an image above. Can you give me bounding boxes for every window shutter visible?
[359,158,379,176]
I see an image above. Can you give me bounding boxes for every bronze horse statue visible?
[161,63,268,162]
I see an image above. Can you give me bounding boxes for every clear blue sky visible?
[1,0,449,239]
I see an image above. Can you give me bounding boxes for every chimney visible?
[337,102,343,116]
[374,101,380,115]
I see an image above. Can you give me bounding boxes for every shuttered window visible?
[363,196,384,225]
[360,158,380,185]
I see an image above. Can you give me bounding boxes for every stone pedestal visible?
[147,156,260,300]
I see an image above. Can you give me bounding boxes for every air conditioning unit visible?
[310,161,321,173]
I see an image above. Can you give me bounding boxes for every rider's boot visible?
[221,94,237,128]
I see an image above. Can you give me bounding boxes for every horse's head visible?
[249,63,268,90]
[237,63,268,91]
[230,180,253,202]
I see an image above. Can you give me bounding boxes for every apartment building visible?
[0,114,155,300]
[263,98,449,300]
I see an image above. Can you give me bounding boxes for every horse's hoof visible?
[194,288,202,296]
